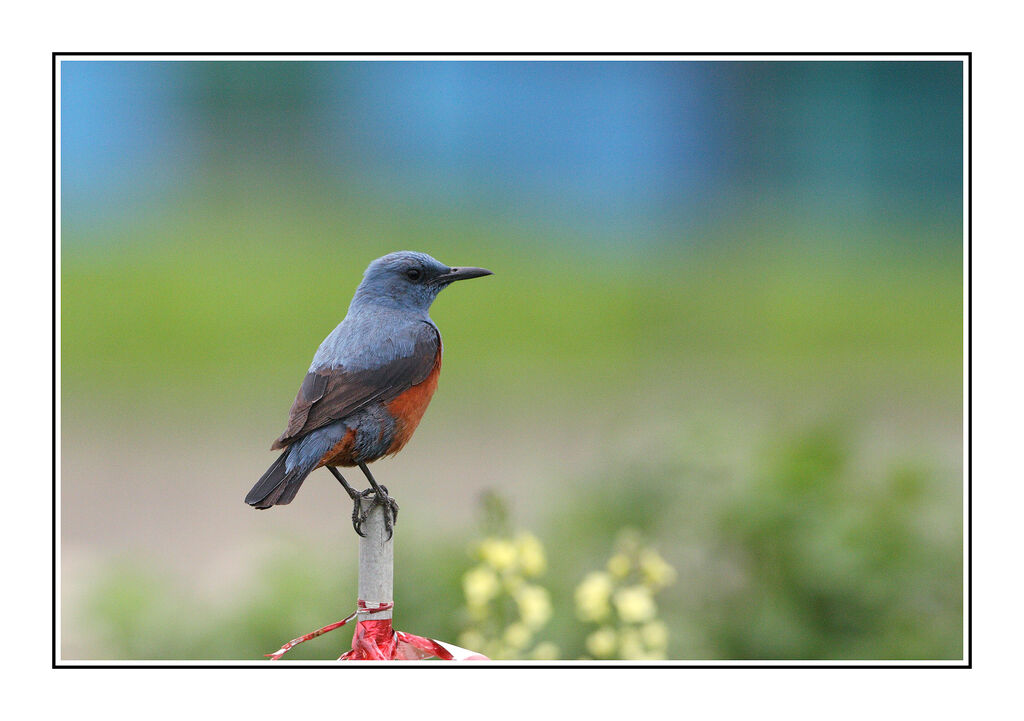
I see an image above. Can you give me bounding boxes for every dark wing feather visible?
[271,323,440,449]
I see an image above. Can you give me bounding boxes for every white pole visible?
[356,498,394,621]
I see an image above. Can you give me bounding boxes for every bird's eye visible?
[406,268,422,281]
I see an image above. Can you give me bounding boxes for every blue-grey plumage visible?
[245,251,492,510]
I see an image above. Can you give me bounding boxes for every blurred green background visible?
[60,59,963,661]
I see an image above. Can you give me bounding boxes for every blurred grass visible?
[60,181,962,421]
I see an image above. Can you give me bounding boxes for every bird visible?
[245,251,493,538]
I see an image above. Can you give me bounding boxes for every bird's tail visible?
[245,447,314,509]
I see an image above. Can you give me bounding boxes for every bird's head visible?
[352,251,493,312]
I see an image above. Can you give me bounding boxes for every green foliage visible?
[78,550,358,661]
[72,426,961,661]
[710,428,962,659]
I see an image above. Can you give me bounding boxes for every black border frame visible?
[52,51,972,670]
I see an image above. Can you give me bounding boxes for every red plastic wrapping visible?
[267,600,488,661]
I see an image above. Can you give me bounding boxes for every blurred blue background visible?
[60,59,964,660]
[63,61,962,244]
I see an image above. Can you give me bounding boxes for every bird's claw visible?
[350,494,368,537]
[352,486,399,540]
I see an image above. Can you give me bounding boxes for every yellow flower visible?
[585,627,617,658]
[463,565,499,608]
[502,573,525,593]
[618,627,645,660]
[503,622,532,650]
[478,538,517,572]
[640,620,669,650]
[606,553,631,578]
[515,532,547,576]
[515,584,552,630]
[613,585,656,623]
[575,571,614,622]
[531,642,559,660]
[639,549,677,589]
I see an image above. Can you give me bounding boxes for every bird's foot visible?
[326,466,376,537]
[353,485,400,540]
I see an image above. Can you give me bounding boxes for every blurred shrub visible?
[72,426,961,661]
[710,428,962,659]
[79,547,358,660]
[576,529,677,660]
[456,531,557,660]
[452,491,556,659]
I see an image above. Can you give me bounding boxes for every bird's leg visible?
[357,462,400,540]
[327,465,361,499]
[326,466,369,537]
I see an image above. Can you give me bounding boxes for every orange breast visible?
[320,427,358,467]
[385,349,442,454]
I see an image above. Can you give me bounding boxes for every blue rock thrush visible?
[245,251,492,537]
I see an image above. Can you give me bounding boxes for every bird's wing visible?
[271,322,440,449]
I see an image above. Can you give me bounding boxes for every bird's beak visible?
[438,266,494,283]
